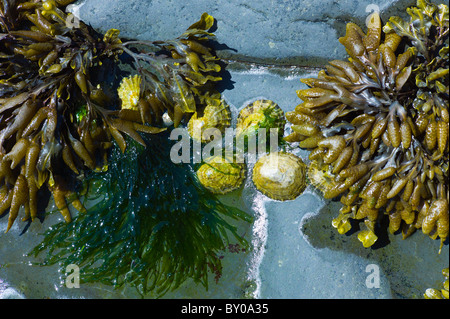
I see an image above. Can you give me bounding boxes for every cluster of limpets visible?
[195,99,307,202]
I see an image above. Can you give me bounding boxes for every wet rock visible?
[70,0,439,66]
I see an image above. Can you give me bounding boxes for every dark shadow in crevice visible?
[370,215,391,250]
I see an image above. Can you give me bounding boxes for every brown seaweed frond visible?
[286,1,449,251]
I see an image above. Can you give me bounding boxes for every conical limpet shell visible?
[307,160,339,194]
[236,99,285,137]
[188,99,231,143]
[252,151,306,201]
[196,155,246,194]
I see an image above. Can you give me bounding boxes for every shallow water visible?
[1,67,447,299]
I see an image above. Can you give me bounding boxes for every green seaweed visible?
[30,131,252,296]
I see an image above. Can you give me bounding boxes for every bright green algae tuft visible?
[30,132,252,296]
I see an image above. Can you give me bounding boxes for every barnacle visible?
[424,267,449,299]
[196,155,246,194]
[286,1,449,251]
[252,151,306,201]
[187,97,231,143]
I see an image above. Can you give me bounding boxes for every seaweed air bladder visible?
[0,2,253,296]
[285,0,449,251]
[0,1,222,233]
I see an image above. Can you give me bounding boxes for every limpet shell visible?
[117,75,142,111]
[196,155,246,194]
[252,151,306,201]
[188,99,231,143]
[307,160,339,194]
[236,99,286,137]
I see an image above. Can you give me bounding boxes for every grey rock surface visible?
[71,0,440,65]
[224,68,448,299]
